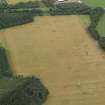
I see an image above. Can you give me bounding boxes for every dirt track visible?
[1,16,105,105]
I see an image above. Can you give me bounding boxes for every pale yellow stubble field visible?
[1,16,105,105]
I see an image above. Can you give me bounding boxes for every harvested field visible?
[1,16,105,105]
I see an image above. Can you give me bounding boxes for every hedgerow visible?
[88,7,104,40]
[99,37,105,50]
[50,3,91,15]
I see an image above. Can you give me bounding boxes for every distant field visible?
[1,16,105,105]
[82,0,105,7]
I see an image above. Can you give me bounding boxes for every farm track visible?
[1,16,105,105]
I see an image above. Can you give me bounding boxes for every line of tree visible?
[0,12,34,29]
[0,77,49,105]
[0,47,12,78]
[50,3,91,15]
[86,7,105,50]
[88,7,105,40]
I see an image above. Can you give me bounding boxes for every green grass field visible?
[82,0,105,8]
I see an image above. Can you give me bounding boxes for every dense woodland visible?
[50,3,91,15]
[88,7,105,40]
